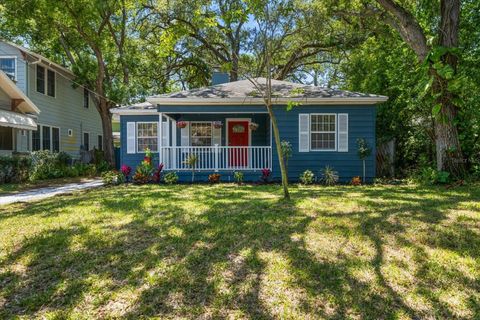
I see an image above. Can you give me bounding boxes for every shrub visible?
[102,170,125,185]
[208,173,221,184]
[320,166,339,186]
[417,167,451,185]
[164,172,179,184]
[234,171,244,185]
[351,176,362,186]
[0,156,32,183]
[299,170,315,185]
[261,168,271,183]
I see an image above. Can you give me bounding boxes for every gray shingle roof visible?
[149,78,386,100]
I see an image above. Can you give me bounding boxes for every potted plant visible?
[249,122,259,131]
[177,121,187,129]
[212,121,223,129]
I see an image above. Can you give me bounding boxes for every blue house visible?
[111,74,387,182]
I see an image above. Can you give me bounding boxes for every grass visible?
[0,183,479,319]
[0,177,98,195]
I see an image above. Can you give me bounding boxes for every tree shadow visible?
[1,184,479,318]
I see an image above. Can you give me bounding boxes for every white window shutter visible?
[180,121,189,146]
[126,122,136,154]
[298,114,310,152]
[338,113,348,152]
[212,125,221,146]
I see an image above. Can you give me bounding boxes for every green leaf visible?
[432,104,442,117]
[286,101,300,111]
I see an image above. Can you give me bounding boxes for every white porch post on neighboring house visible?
[158,112,163,164]
[172,119,177,169]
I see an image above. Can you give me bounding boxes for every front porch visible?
[158,112,272,172]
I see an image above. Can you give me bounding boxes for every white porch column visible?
[158,112,163,164]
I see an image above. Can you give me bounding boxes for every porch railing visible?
[159,145,272,171]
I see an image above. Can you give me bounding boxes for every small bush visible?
[208,173,221,184]
[417,167,451,185]
[164,172,179,184]
[234,171,244,185]
[0,156,31,183]
[351,176,362,186]
[102,170,125,185]
[261,168,271,183]
[299,170,315,185]
[320,166,339,186]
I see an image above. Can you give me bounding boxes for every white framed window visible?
[190,122,212,146]
[0,56,16,81]
[36,65,55,97]
[31,124,61,152]
[310,114,337,151]
[137,122,158,152]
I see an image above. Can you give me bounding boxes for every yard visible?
[0,184,479,319]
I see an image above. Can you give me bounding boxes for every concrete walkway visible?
[0,179,104,206]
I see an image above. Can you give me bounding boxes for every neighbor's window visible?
[83,132,90,151]
[0,57,16,81]
[47,69,55,97]
[310,114,336,150]
[190,122,212,146]
[84,88,89,108]
[42,125,51,151]
[137,122,158,152]
[97,135,103,151]
[0,127,13,150]
[32,125,41,151]
[36,65,45,94]
[52,127,60,152]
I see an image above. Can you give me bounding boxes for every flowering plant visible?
[208,173,221,183]
[261,168,271,183]
[249,122,259,131]
[152,163,164,183]
[177,121,187,128]
[121,165,131,178]
[212,121,223,129]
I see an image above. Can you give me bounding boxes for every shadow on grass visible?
[0,184,479,318]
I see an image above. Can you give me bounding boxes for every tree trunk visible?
[98,100,115,166]
[268,105,290,199]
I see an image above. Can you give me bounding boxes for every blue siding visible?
[120,104,377,183]
[270,105,376,183]
[120,115,161,169]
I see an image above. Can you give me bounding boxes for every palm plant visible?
[184,154,198,183]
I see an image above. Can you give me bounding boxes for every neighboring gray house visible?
[0,40,103,158]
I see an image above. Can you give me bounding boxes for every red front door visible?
[228,120,249,167]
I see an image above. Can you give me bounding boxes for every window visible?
[32,126,41,151]
[0,57,16,81]
[36,65,45,94]
[42,126,51,151]
[97,135,103,151]
[84,88,89,108]
[83,132,90,151]
[190,122,212,146]
[137,122,158,152]
[47,69,55,97]
[310,114,336,151]
[52,127,60,152]
[0,127,13,150]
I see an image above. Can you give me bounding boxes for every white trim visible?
[0,69,40,114]
[225,118,252,147]
[337,113,349,152]
[110,109,159,115]
[0,56,17,81]
[148,96,388,106]
[136,121,158,153]
[309,113,337,152]
[126,122,136,154]
[68,129,73,137]
[298,114,310,152]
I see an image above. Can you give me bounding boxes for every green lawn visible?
[1,184,479,319]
